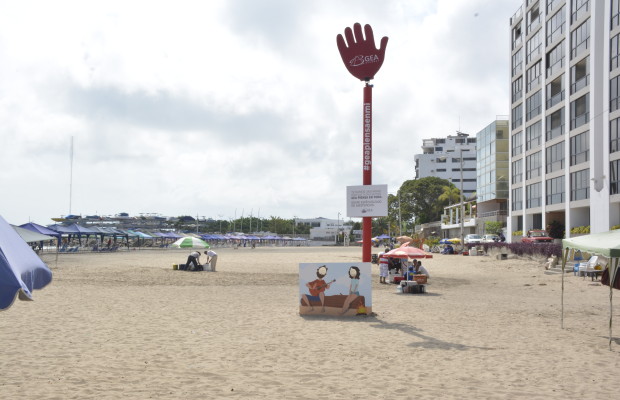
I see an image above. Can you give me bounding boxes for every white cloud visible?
[0,0,522,225]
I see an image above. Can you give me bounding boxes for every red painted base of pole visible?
[362,217,372,262]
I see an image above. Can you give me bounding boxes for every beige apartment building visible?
[509,0,620,240]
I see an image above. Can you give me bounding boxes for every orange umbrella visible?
[396,236,414,244]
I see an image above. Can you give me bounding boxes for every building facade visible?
[295,217,353,241]
[509,0,620,240]
[476,118,510,233]
[414,132,478,199]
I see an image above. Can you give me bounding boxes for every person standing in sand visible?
[205,249,218,271]
[378,248,389,284]
[302,265,334,312]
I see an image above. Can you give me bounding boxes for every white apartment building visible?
[414,132,478,198]
[508,0,620,239]
[295,217,353,240]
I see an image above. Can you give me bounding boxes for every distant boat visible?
[51,214,80,222]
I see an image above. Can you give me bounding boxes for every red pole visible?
[362,83,372,262]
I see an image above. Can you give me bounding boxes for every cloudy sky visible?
[0,0,522,226]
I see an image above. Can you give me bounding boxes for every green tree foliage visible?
[399,177,456,225]
[438,185,461,205]
[546,220,565,239]
[484,221,504,235]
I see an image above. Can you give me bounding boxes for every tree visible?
[438,185,461,205]
[484,221,504,235]
[399,177,456,225]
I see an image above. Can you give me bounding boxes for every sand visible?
[1,246,619,399]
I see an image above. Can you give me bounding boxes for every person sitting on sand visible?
[301,265,333,312]
[405,260,429,280]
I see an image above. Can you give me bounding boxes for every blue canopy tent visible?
[19,222,62,246]
[1,215,52,310]
[47,223,99,248]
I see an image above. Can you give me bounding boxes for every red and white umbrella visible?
[384,242,433,259]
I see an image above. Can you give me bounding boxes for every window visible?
[526,151,542,179]
[512,131,523,156]
[512,77,523,103]
[548,0,562,13]
[546,107,565,141]
[572,0,589,23]
[512,104,523,129]
[512,159,523,184]
[570,130,589,165]
[570,169,589,200]
[512,187,523,211]
[436,157,447,163]
[546,141,565,173]
[527,30,542,64]
[546,75,564,108]
[546,41,565,77]
[613,0,620,30]
[547,6,565,45]
[512,49,523,77]
[526,182,542,208]
[546,176,565,204]
[611,159,620,195]
[570,57,589,94]
[528,2,541,34]
[611,117,620,153]
[526,61,542,92]
[571,19,590,60]
[612,76,620,113]
[526,121,542,150]
[570,93,589,130]
[526,91,542,121]
[512,23,523,51]
[611,34,620,71]
[436,168,446,172]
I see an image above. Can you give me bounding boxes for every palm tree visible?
[438,186,461,205]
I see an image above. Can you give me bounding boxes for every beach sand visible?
[1,246,619,399]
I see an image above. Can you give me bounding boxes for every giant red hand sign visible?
[337,23,388,81]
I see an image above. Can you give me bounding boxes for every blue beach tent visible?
[0,215,52,310]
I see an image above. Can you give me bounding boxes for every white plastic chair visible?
[578,256,599,278]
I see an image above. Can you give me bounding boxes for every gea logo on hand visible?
[337,23,388,81]
[349,54,380,67]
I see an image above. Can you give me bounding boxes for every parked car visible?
[464,234,483,245]
[481,234,499,243]
[522,229,554,243]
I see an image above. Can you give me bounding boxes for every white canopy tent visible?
[561,230,620,350]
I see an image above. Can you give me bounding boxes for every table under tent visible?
[560,230,620,350]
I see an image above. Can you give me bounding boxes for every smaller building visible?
[296,217,353,240]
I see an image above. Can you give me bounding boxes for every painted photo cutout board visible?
[299,262,372,316]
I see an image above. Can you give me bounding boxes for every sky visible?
[0,0,522,226]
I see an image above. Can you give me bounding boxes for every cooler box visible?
[412,274,427,284]
[392,276,405,284]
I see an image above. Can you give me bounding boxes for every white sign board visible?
[346,184,388,217]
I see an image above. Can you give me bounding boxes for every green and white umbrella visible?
[171,237,210,249]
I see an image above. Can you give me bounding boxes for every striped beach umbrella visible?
[171,237,210,249]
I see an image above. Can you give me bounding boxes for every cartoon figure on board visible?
[341,266,362,314]
[301,265,335,312]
